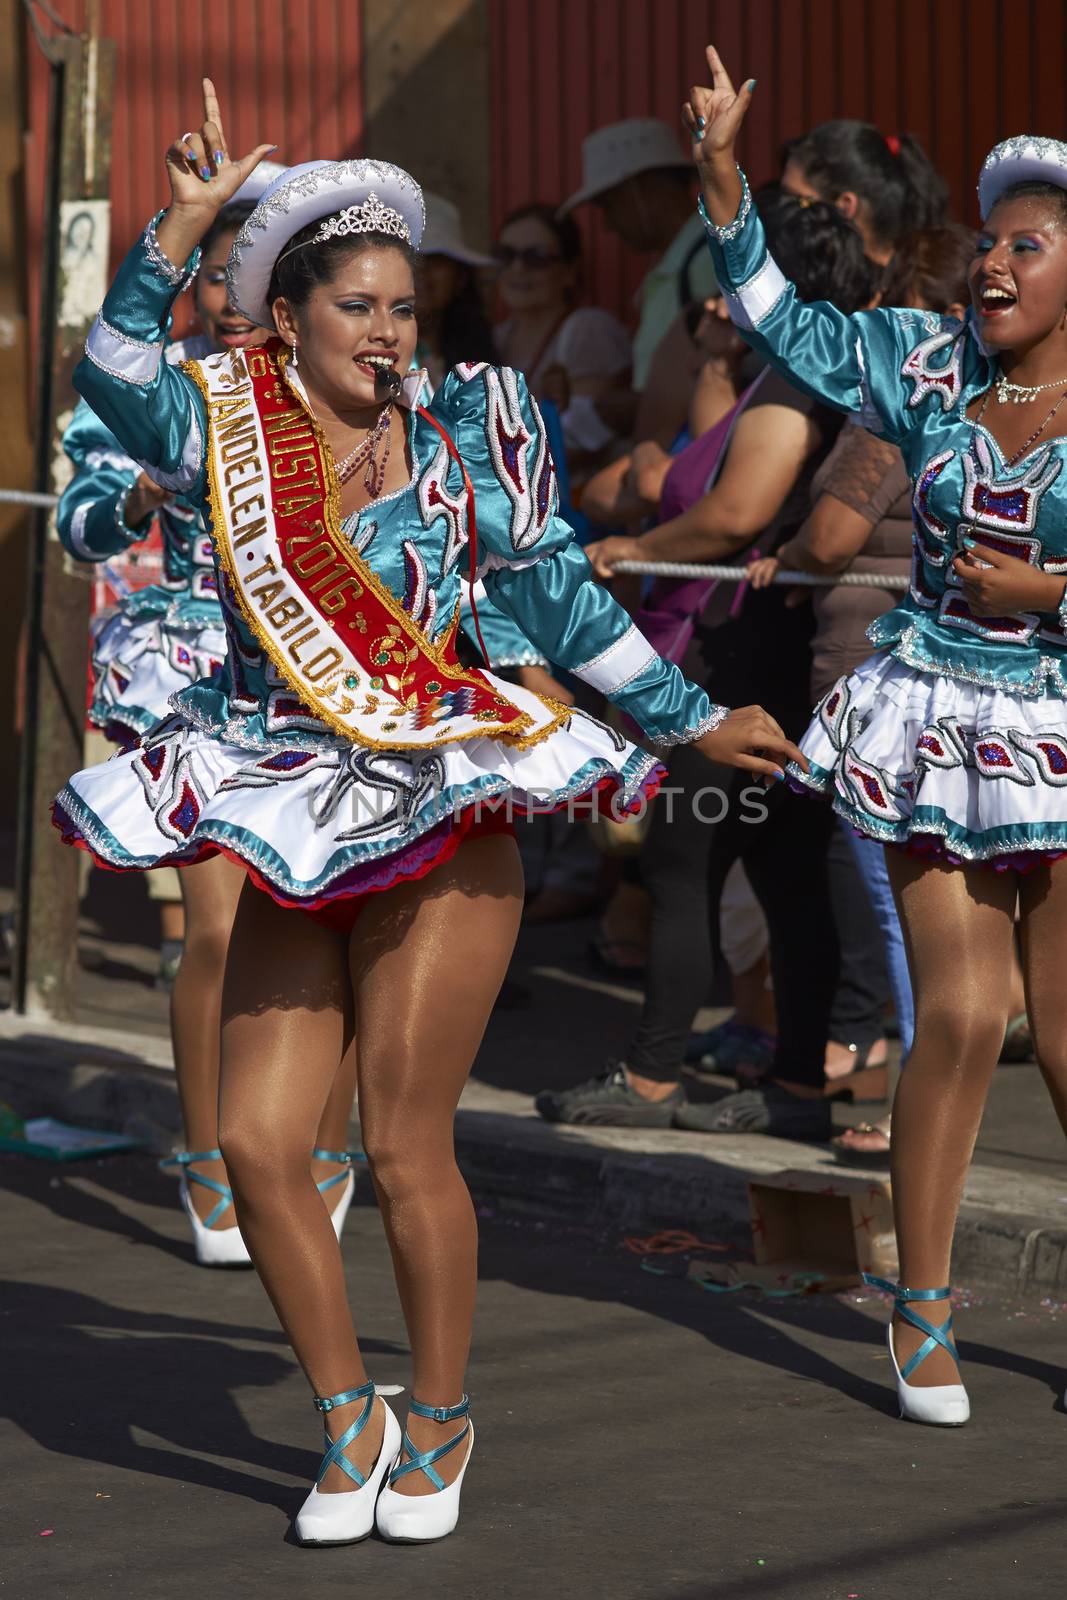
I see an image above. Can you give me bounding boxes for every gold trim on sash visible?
[185,341,569,753]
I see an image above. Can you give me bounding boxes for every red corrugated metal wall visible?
[489,0,1067,326]
[25,0,365,338]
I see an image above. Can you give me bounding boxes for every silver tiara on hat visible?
[312,192,412,246]
[978,135,1067,218]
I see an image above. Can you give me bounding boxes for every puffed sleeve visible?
[460,580,547,668]
[431,364,725,746]
[702,172,976,447]
[57,400,152,562]
[73,213,209,501]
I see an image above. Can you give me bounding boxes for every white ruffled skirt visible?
[791,651,1067,866]
[90,608,227,747]
[55,693,663,912]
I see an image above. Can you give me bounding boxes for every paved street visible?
[3,1150,1067,1600]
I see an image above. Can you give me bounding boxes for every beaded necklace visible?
[335,404,393,496]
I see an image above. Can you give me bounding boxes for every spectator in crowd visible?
[494,202,631,489]
[559,118,717,394]
[780,119,949,264]
[415,192,498,388]
[587,118,951,478]
[537,191,880,1140]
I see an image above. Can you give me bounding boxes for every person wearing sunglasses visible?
[493,203,631,484]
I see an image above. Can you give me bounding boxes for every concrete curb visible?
[4,1019,1067,1299]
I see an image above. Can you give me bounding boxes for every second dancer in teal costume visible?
[58,172,361,1268]
[688,46,1067,1429]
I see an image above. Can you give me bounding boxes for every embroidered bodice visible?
[703,177,1067,698]
[59,340,220,626]
[73,221,718,750]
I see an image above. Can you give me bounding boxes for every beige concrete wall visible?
[362,0,491,249]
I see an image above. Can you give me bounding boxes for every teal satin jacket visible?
[702,175,1067,699]
[73,218,718,751]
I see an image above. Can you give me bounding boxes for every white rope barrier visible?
[0,488,59,508]
[0,487,910,591]
[612,559,909,590]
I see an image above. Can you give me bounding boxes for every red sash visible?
[189,339,553,751]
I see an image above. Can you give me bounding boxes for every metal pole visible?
[14,16,114,1017]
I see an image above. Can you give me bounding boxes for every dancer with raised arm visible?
[687,48,1067,1427]
[53,81,802,1543]
[59,167,360,1267]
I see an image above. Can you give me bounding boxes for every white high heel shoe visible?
[312,1147,365,1241]
[294,1382,401,1546]
[375,1395,474,1543]
[864,1274,970,1427]
[161,1150,251,1267]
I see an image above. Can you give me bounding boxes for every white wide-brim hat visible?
[978,136,1067,219]
[232,157,288,205]
[558,118,692,215]
[227,158,426,328]
[420,192,493,266]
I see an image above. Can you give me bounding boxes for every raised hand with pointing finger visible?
[681,46,756,228]
[156,78,277,267]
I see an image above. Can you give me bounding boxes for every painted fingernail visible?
[695,115,706,131]
[962,536,976,548]
[185,147,196,160]
[200,166,212,180]
[214,150,224,165]
[747,79,757,91]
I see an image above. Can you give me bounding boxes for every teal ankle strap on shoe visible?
[160,1149,233,1229]
[311,1147,367,1196]
[312,1380,377,1487]
[389,1395,471,1491]
[863,1274,958,1381]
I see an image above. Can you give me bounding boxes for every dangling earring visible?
[290,341,299,370]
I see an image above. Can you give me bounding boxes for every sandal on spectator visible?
[832,1119,892,1168]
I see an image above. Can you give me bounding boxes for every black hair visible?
[783,120,948,250]
[756,183,878,313]
[497,201,582,263]
[989,179,1067,229]
[267,217,417,311]
[426,262,499,367]
[202,200,257,257]
[881,223,976,312]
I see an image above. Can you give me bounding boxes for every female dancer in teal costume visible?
[688,48,1067,1427]
[59,175,363,1269]
[53,82,801,1543]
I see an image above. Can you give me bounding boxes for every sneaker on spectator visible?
[535,1062,684,1127]
[155,938,183,992]
[685,1018,776,1074]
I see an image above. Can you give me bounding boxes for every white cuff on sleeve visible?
[573,624,658,695]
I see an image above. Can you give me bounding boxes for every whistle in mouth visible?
[374,366,402,401]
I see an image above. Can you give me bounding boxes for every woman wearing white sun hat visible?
[53,79,802,1544]
[559,116,718,389]
[689,46,1067,1427]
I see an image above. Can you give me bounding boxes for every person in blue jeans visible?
[748,224,978,1159]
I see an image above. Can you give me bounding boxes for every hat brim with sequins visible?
[226,158,425,328]
[978,136,1067,220]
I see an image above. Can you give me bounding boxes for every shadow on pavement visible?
[2,1276,311,1508]
[475,1214,1067,1422]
